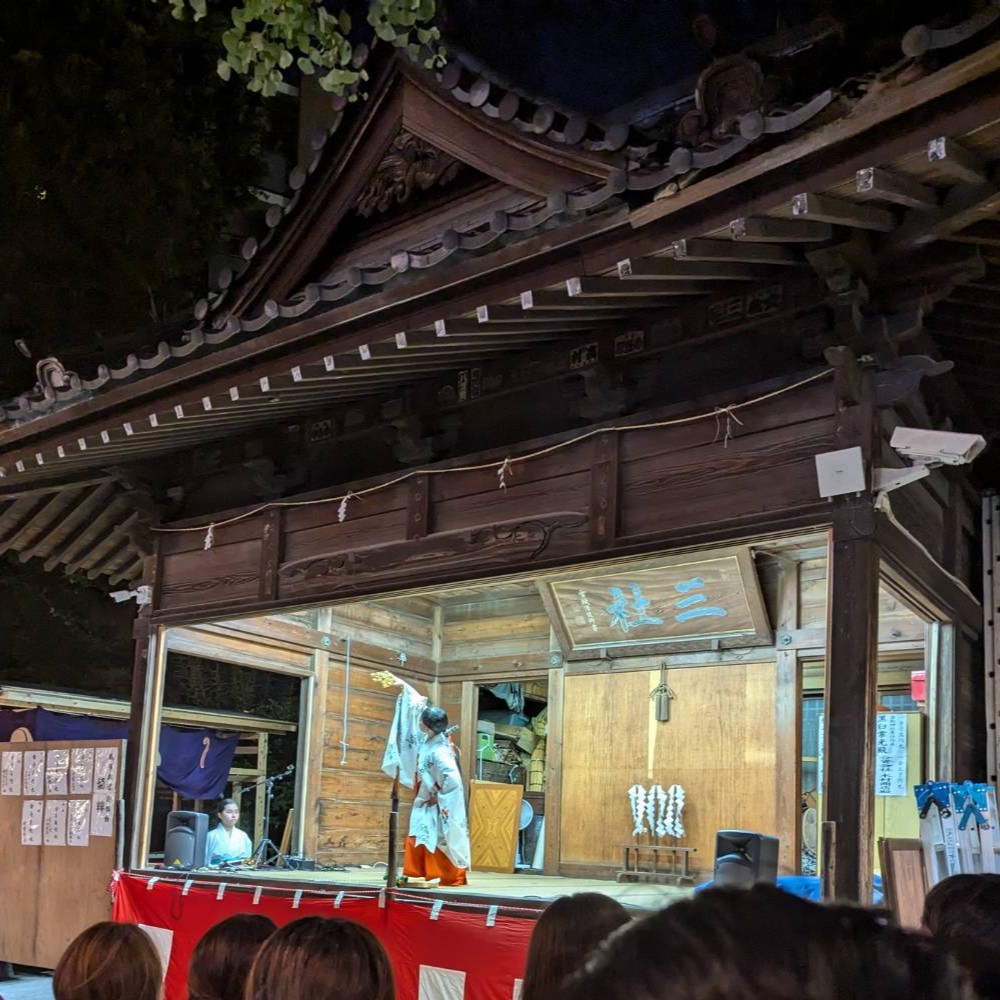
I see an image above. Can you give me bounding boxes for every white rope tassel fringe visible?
[713,406,745,448]
[497,456,512,489]
[203,523,215,550]
[337,491,353,523]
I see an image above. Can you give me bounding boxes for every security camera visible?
[889,427,986,467]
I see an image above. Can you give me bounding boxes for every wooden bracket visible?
[824,346,863,406]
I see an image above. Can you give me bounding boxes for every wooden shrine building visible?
[3,7,1000,915]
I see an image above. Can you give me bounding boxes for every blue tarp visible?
[0,707,240,800]
[696,873,885,906]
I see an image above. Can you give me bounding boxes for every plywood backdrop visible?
[0,739,125,969]
[560,664,779,874]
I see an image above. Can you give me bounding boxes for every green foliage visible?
[0,0,277,400]
[161,0,443,97]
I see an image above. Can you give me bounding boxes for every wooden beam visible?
[662,237,804,265]
[39,484,121,569]
[855,167,938,210]
[565,276,730,298]
[730,217,834,243]
[926,136,989,185]
[614,258,778,282]
[521,288,675,311]
[876,515,982,634]
[790,192,897,232]
[885,175,1000,254]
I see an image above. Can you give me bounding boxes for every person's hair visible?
[521,893,631,1000]
[923,874,1000,995]
[53,922,162,1000]
[216,797,238,816]
[420,706,448,735]
[555,885,970,1000]
[245,916,394,1000]
[188,914,275,1000]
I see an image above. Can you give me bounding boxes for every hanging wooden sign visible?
[542,546,771,657]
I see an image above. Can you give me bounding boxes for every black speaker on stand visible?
[714,830,780,888]
[164,810,208,870]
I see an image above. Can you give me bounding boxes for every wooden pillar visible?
[774,561,802,874]
[822,355,880,902]
[824,500,880,901]
[122,617,151,868]
[122,551,158,867]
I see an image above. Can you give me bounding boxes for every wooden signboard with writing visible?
[542,546,772,658]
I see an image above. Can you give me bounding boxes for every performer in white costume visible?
[379,676,470,885]
[403,706,470,885]
[205,797,253,866]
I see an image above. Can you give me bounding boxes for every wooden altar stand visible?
[617,842,697,886]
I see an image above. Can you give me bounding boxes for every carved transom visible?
[356,131,463,219]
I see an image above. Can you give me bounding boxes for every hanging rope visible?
[153,369,832,538]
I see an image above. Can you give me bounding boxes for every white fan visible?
[516,799,535,869]
[802,807,818,854]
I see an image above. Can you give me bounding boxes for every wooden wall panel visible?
[560,663,780,875]
[153,379,839,625]
[619,421,833,539]
[316,640,429,867]
[158,539,261,611]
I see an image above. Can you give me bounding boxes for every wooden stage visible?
[202,866,694,912]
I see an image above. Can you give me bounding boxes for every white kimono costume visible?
[205,825,253,866]
[380,680,428,789]
[408,732,471,869]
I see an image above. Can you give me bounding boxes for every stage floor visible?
[229,866,693,911]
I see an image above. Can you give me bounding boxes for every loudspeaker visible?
[714,830,780,888]
[164,810,208,870]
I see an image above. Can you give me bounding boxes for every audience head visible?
[923,874,1000,996]
[188,913,275,1000]
[556,884,969,1000]
[53,922,162,1000]
[521,893,632,1000]
[246,916,394,1000]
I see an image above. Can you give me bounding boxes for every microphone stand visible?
[242,764,295,869]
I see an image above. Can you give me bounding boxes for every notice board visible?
[0,739,125,968]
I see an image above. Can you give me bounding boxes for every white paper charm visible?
[21,800,43,845]
[91,792,115,838]
[23,750,45,796]
[1,751,23,796]
[68,800,91,847]
[44,799,68,846]
[94,747,119,794]
[46,749,69,796]
[71,748,95,795]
